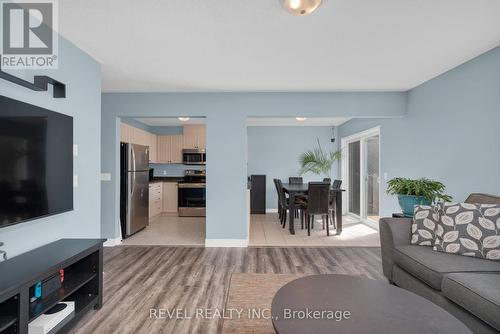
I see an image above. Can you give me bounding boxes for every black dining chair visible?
[276,179,305,229]
[273,178,283,222]
[328,180,343,228]
[323,178,331,183]
[289,177,303,184]
[301,182,331,236]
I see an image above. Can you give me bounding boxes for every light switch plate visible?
[101,173,112,181]
[73,175,79,187]
[73,144,78,157]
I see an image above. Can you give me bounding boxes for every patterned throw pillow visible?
[434,203,500,260]
[411,205,440,246]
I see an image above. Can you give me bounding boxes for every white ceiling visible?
[134,117,205,126]
[247,117,350,126]
[59,0,500,92]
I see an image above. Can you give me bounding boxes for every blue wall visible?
[339,46,500,217]
[101,92,407,241]
[0,37,101,258]
[151,163,204,177]
[247,126,339,209]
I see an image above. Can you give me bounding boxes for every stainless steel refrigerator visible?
[120,143,149,238]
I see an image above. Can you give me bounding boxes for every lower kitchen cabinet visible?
[163,182,178,213]
[149,182,163,219]
[149,182,178,220]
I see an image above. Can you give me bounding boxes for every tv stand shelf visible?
[0,239,104,334]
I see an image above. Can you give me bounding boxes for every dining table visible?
[281,183,345,235]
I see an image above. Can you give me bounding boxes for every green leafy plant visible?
[386,177,452,202]
[299,139,341,178]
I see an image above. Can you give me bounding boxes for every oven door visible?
[178,183,206,216]
[183,153,205,165]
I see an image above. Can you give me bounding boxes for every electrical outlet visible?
[101,173,112,181]
[163,170,167,175]
[73,175,79,187]
[73,144,78,157]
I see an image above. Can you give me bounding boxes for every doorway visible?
[342,127,380,224]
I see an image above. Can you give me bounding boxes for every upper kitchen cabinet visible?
[183,125,205,149]
[148,132,158,163]
[120,122,132,143]
[157,135,183,163]
[120,122,157,163]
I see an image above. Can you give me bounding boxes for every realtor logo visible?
[0,0,58,69]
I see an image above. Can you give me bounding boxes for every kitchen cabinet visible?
[148,132,158,163]
[163,182,178,213]
[149,182,163,219]
[157,135,183,163]
[120,123,132,143]
[183,125,205,149]
[120,122,158,162]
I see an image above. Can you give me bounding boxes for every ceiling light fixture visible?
[178,117,190,122]
[282,0,322,16]
[296,117,307,121]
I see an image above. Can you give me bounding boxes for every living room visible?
[0,1,499,334]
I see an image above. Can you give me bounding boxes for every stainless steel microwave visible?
[183,148,206,165]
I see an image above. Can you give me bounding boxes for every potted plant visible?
[386,177,452,217]
[298,139,341,178]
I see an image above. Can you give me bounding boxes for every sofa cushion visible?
[433,203,500,260]
[393,245,500,290]
[442,273,500,331]
[411,205,440,246]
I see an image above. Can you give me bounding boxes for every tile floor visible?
[120,213,380,247]
[249,213,380,247]
[121,214,205,246]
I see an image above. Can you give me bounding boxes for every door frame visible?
[341,126,381,226]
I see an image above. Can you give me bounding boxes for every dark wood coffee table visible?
[271,274,472,334]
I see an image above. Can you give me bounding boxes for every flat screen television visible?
[0,95,73,228]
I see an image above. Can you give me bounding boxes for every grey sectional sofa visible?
[379,193,500,334]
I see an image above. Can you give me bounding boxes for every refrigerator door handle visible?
[131,145,136,171]
[126,171,133,234]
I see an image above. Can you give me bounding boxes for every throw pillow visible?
[433,203,500,260]
[411,205,440,246]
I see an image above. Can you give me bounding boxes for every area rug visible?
[221,273,307,334]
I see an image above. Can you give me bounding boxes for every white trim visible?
[363,218,379,230]
[266,208,279,213]
[205,239,248,247]
[341,126,381,221]
[103,237,122,247]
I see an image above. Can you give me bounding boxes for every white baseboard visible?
[103,237,122,247]
[265,208,278,213]
[205,239,248,247]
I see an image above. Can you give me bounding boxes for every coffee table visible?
[271,274,472,334]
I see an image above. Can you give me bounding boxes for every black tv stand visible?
[0,239,104,334]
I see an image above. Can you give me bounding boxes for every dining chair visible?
[328,180,343,228]
[276,179,306,230]
[273,179,283,222]
[323,178,331,183]
[289,177,303,184]
[301,182,331,236]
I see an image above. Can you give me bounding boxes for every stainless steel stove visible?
[178,169,206,217]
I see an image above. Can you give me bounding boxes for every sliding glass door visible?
[365,135,380,222]
[343,128,380,222]
[348,141,361,215]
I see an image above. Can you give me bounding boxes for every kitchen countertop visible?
[149,176,184,183]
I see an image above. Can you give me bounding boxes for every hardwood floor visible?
[69,246,384,334]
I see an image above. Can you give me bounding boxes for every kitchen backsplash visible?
[150,163,204,177]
